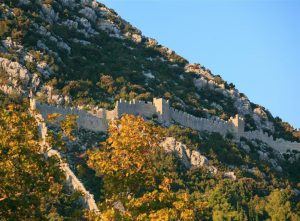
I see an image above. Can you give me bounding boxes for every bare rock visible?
[224,171,236,180]
[161,137,191,168]
[131,33,142,43]
[208,166,218,174]
[79,7,97,23]
[190,151,208,167]
[147,38,158,47]
[0,58,30,86]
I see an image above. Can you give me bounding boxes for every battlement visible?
[115,98,156,119]
[29,101,99,213]
[30,97,300,154]
[32,99,108,132]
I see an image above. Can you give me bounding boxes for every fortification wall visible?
[153,98,171,122]
[29,103,99,213]
[106,108,118,120]
[242,130,300,154]
[31,98,300,154]
[47,149,99,212]
[170,107,235,136]
[116,99,156,119]
[87,108,106,118]
[35,101,107,132]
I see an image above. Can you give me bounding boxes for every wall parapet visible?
[34,100,108,132]
[29,101,99,213]
[30,97,300,154]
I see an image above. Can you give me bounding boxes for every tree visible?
[0,98,83,219]
[87,115,210,220]
[0,20,9,37]
[97,74,115,95]
[60,114,78,142]
[265,189,293,221]
[87,114,167,196]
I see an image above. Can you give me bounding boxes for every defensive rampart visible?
[30,97,300,154]
[29,103,99,213]
[31,99,107,132]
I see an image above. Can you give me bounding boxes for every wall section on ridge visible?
[30,97,300,154]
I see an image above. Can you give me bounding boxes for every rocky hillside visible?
[0,0,300,220]
[1,0,299,141]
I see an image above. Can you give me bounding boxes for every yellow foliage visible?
[88,114,165,193]
[0,20,8,36]
[148,208,177,221]
[84,210,102,221]
[47,112,62,123]
[87,114,210,220]
[60,114,78,141]
[0,100,77,219]
[180,209,195,221]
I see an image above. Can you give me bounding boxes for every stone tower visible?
[153,98,170,123]
[229,114,245,139]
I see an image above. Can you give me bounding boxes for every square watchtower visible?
[153,98,171,123]
[229,114,245,140]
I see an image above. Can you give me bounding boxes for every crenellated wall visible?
[115,99,157,119]
[242,130,300,154]
[32,99,108,132]
[169,107,236,136]
[30,97,300,154]
[29,103,99,213]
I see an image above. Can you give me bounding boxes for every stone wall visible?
[29,103,99,213]
[32,99,108,132]
[47,149,99,212]
[115,99,157,119]
[30,97,300,154]
[242,130,300,154]
[169,107,236,137]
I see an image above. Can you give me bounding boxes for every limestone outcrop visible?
[0,58,31,94]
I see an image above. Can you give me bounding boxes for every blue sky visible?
[100,0,300,129]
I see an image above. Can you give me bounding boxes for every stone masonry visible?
[30,97,300,154]
[29,102,99,213]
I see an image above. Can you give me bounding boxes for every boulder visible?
[190,151,208,167]
[224,172,236,180]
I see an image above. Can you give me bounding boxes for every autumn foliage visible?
[87,114,167,195]
[87,115,210,220]
[0,98,83,219]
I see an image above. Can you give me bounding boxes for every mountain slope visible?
[0,0,300,220]
[1,0,299,142]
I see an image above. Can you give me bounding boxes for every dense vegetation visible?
[85,115,300,220]
[0,93,85,220]
[1,0,299,140]
[0,94,299,220]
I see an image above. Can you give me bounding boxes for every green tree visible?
[265,189,293,221]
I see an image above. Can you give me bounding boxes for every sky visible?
[100,0,300,129]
